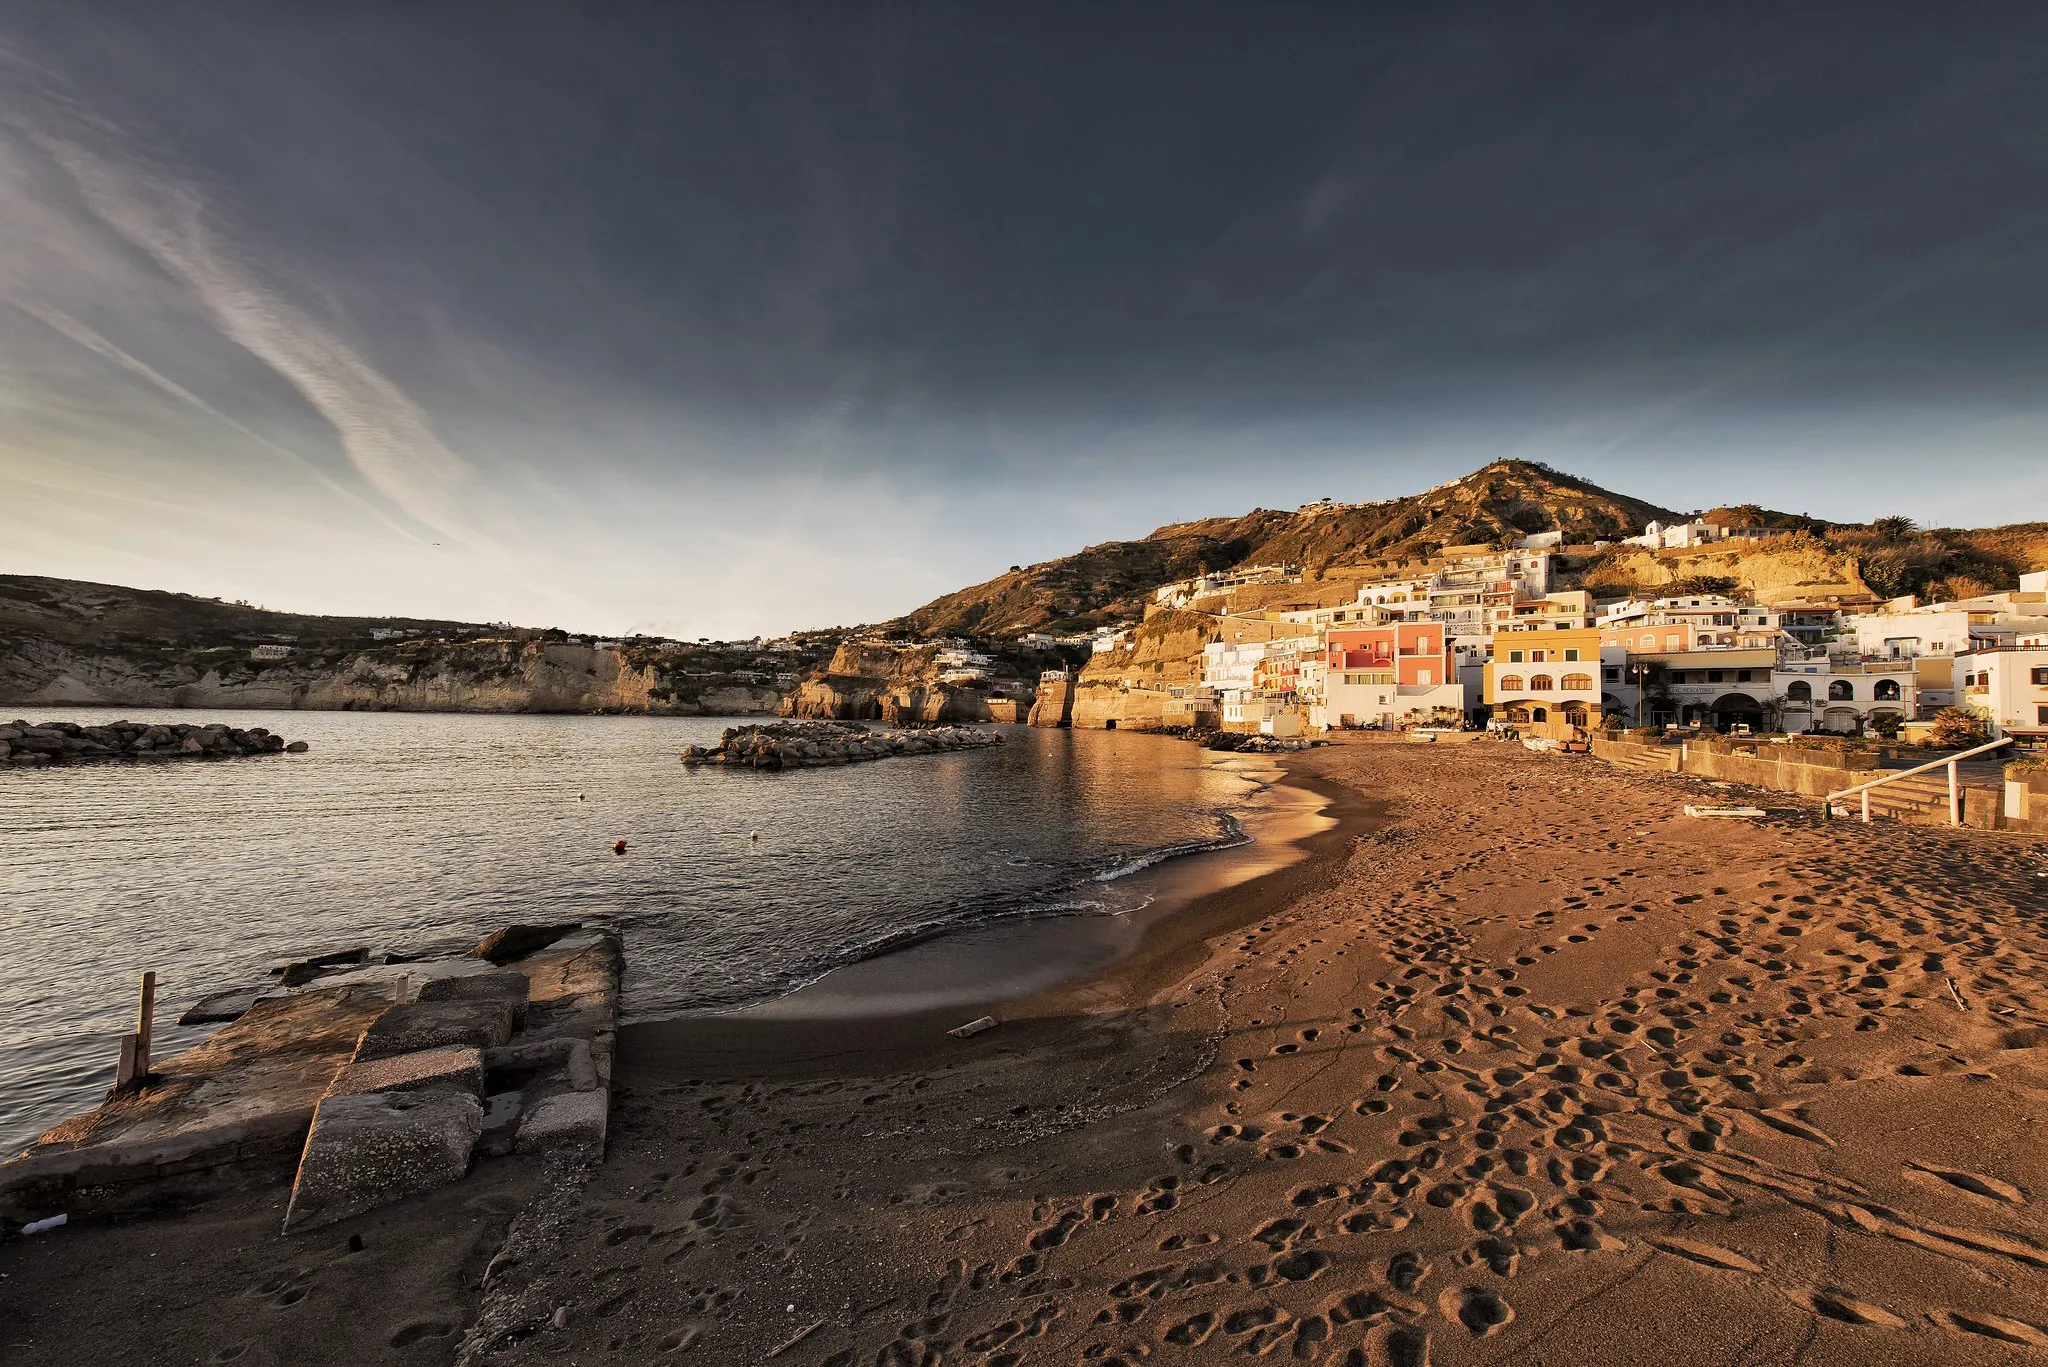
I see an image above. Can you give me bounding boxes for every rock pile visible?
[0,719,309,767]
[681,719,1001,769]
[1201,732,1327,754]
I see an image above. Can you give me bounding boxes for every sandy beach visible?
[6,735,2048,1365]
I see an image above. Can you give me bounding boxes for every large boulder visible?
[283,1090,484,1232]
[471,923,581,965]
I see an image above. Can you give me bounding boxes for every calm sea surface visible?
[0,710,1274,1150]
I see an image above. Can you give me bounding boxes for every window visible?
[1561,673,1594,690]
[2033,668,2048,686]
[1508,649,1524,663]
[1563,647,1580,661]
[1531,649,1547,662]
[1785,681,1812,702]
[1604,667,1619,681]
[1874,679,1901,702]
[1498,674,1524,692]
[1530,674,1554,691]
[1828,680,1854,701]
[2039,705,2048,725]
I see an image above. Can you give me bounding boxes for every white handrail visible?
[1825,736,2014,825]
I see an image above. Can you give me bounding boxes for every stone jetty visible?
[0,923,620,1235]
[680,719,1001,769]
[0,719,309,767]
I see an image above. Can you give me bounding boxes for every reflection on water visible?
[0,709,1270,1149]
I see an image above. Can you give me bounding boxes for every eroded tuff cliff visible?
[0,575,796,715]
[5,637,784,715]
[781,640,1041,724]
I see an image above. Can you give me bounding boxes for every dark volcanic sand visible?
[7,737,2048,1366]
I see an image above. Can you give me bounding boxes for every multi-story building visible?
[1316,623,1466,729]
[1483,626,1609,734]
[1771,654,1916,734]
[1956,640,2048,742]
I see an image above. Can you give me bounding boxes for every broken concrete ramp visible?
[283,1090,484,1232]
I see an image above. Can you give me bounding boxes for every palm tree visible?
[1868,515,1918,541]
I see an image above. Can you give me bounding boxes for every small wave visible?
[1094,812,1249,882]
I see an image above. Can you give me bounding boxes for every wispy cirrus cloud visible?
[20,101,478,544]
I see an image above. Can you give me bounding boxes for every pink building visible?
[1320,624,1466,728]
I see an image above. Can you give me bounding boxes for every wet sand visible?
[7,736,2048,1365]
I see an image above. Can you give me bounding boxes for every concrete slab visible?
[283,1090,483,1232]
[178,987,263,1026]
[415,969,529,1027]
[516,1089,608,1158]
[512,929,624,1089]
[324,1046,484,1100]
[1,986,387,1209]
[352,1000,517,1062]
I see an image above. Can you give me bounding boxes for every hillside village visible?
[838,463,2048,750]
[5,462,2046,747]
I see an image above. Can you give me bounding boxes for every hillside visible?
[0,575,480,653]
[889,461,1681,638]
[0,575,822,715]
[888,464,2048,640]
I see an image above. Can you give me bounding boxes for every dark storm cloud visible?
[3,3,2045,632]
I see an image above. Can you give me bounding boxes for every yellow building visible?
[1484,626,1605,732]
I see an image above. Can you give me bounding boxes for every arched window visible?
[1529,674,1554,691]
[1827,679,1854,701]
[1697,634,1714,647]
[1560,672,1594,691]
[1498,674,1524,692]
[1785,680,1812,702]
[1874,679,1901,701]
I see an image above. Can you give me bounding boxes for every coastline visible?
[10,737,2048,1366]
[617,752,1373,1081]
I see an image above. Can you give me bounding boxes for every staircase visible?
[1826,738,2013,829]
[1592,740,1680,773]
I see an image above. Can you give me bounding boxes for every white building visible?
[1772,656,1916,734]
[249,644,293,661]
[1956,644,2048,742]
[1201,640,1274,693]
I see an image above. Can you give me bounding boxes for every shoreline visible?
[12,738,2048,1365]
[615,754,1372,1082]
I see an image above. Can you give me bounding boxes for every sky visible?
[3,4,2046,639]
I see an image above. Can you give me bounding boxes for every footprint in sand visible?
[1442,1285,1513,1336]
[1788,1287,1907,1328]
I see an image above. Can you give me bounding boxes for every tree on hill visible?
[1868,515,1918,541]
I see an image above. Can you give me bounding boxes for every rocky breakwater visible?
[1,718,308,768]
[681,719,1001,770]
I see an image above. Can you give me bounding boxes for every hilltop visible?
[0,575,481,655]
[888,461,1681,638]
[886,462,2048,639]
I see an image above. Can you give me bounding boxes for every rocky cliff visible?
[781,640,1040,724]
[5,636,785,716]
[0,575,800,715]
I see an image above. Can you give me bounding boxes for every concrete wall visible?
[1677,740,1878,797]
[1590,738,1680,771]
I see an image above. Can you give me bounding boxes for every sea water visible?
[0,710,1273,1150]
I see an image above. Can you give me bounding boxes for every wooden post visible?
[1948,760,1961,826]
[115,1033,141,1091]
[136,971,157,1076]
